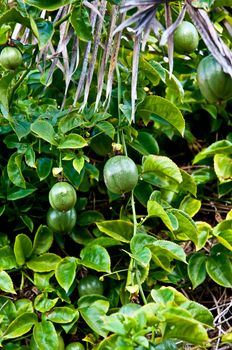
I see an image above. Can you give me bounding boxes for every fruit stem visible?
[135,269,147,305]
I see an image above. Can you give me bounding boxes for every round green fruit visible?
[49,182,77,212]
[78,275,104,297]
[65,342,85,350]
[47,207,77,234]
[174,21,199,54]
[103,155,138,194]
[197,54,232,103]
[0,47,23,70]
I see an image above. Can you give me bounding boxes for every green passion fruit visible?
[47,207,77,234]
[174,21,199,55]
[65,342,85,350]
[0,47,23,70]
[78,275,104,297]
[103,155,138,194]
[197,54,232,103]
[49,182,77,212]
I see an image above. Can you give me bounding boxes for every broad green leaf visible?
[24,0,75,10]
[31,120,57,146]
[188,252,207,289]
[0,24,11,45]
[193,140,232,164]
[0,246,16,270]
[217,230,232,251]
[179,169,197,197]
[171,209,198,245]
[0,72,15,112]
[96,220,134,243]
[55,257,77,292]
[33,321,58,350]
[15,299,34,316]
[179,194,201,217]
[213,219,232,236]
[222,331,232,344]
[36,157,53,180]
[142,155,182,189]
[58,134,87,149]
[7,187,36,200]
[70,6,92,42]
[0,8,30,28]
[46,307,78,324]
[20,214,34,232]
[78,297,109,337]
[73,156,85,174]
[7,152,26,188]
[96,121,115,140]
[195,221,212,250]
[34,293,59,313]
[80,244,111,273]
[3,313,37,340]
[181,300,213,327]
[130,131,159,156]
[149,240,187,263]
[0,297,16,329]
[0,271,16,294]
[14,234,33,266]
[147,199,174,231]
[214,154,232,183]
[206,254,232,288]
[130,233,156,266]
[26,253,61,272]
[160,307,209,345]
[33,20,54,50]
[58,112,84,134]
[137,95,185,136]
[33,272,55,293]
[32,225,53,255]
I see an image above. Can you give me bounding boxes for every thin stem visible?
[131,190,137,236]
[121,131,128,156]
[54,12,71,28]
[136,269,147,305]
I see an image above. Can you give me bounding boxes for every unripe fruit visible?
[103,155,138,194]
[0,47,23,70]
[197,55,232,103]
[49,182,77,212]
[47,207,77,234]
[174,21,199,54]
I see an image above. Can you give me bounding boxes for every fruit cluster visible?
[47,181,77,234]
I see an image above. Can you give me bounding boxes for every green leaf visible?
[36,157,53,181]
[58,112,84,134]
[70,6,92,42]
[179,194,201,217]
[0,72,15,112]
[32,225,53,255]
[214,154,232,183]
[195,221,212,251]
[15,299,34,316]
[137,95,185,136]
[31,120,58,146]
[130,131,159,156]
[142,155,182,189]
[33,321,59,350]
[7,187,36,201]
[171,209,198,245]
[149,240,187,263]
[96,121,115,140]
[217,230,232,251]
[77,210,104,226]
[24,0,75,10]
[26,253,61,272]
[7,151,26,189]
[78,297,109,337]
[3,313,37,340]
[73,156,85,174]
[193,140,232,164]
[222,331,232,344]
[80,244,111,273]
[46,307,78,324]
[179,169,197,197]
[55,257,77,293]
[213,219,232,236]
[206,254,232,288]
[33,20,54,50]
[130,233,156,267]
[0,8,30,28]
[20,214,34,232]
[96,220,134,243]
[34,293,59,313]
[188,252,207,289]
[0,246,16,270]
[147,200,174,231]
[0,271,16,294]
[160,307,209,345]
[14,234,33,266]
[58,134,87,149]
